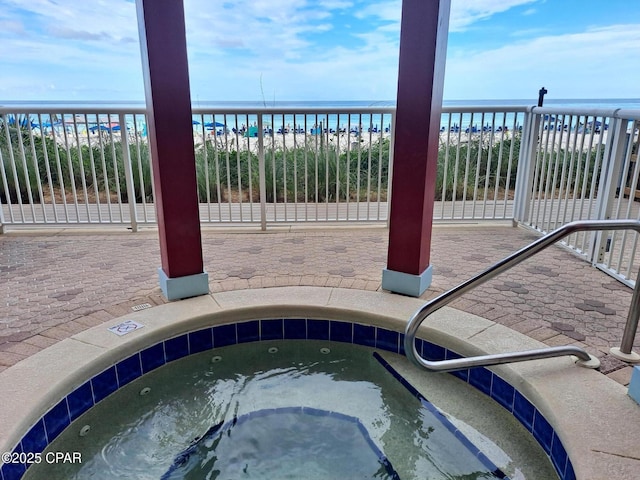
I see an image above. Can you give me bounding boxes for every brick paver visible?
[1,224,638,382]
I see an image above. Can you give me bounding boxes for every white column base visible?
[158,268,209,301]
[381,266,433,297]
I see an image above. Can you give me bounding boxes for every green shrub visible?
[0,126,537,207]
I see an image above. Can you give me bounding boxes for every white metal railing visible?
[189,107,395,225]
[0,106,399,229]
[2,104,639,274]
[513,107,640,286]
[1,104,531,229]
[0,107,149,230]
[436,106,526,220]
[3,102,640,284]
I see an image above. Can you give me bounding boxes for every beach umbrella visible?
[192,120,201,125]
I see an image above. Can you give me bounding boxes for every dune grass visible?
[1,122,537,207]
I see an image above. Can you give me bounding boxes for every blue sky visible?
[1,0,639,102]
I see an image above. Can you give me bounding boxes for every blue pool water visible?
[21,340,528,479]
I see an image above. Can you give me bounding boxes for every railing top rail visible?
[0,104,529,118]
[191,106,397,115]
[404,219,640,372]
[2,103,637,119]
[615,109,640,121]
[0,105,147,115]
[442,105,529,114]
[530,105,640,119]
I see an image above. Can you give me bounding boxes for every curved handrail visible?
[404,219,640,372]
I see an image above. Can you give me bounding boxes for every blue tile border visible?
[373,351,509,479]
[3,318,574,480]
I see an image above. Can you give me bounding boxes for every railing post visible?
[591,115,629,264]
[610,263,640,362]
[119,113,138,232]
[512,108,539,224]
[386,109,396,228]
[257,114,267,231]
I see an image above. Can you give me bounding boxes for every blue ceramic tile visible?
[513,391,535,432]
[422,341,445,361]
[374,352,421,400]
[67,381,94,421]
[399,333,409,356]
[452,427,480,457]
[532,410,553,454]
[140,343,165,373]
[237,321,260,343]
[164,335,189,362]
[474,451,501,476]
[1,446,26,480]
[116,354,142,387]
[213,324,237,347]
[21,419,47,454]
[91,366,118,404]
[43,399,70,443]
[551,434,568,478]
[283,318,306,339]
[307,319,329,340]
[450,368,469,382]
[261,319,283,341]
[329,320,352,343]
[188,328,213,353]
[469,367,493,396]
[445,351,469,382]
[564,460,576,480]
[353,324,375,348]
[376,329,399,353]
[490,375,515,412]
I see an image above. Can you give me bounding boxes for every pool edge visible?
[1,286,639,480]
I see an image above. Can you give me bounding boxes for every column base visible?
[381,266,433,297]
[158,268,209,301]
[628,366,640,405]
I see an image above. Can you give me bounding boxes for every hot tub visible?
[1,287,638,479]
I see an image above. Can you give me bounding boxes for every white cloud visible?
[355,0,401,22]
[450,0,538,31]
[0,0,637,102]
[2,0,138,40]
[444,24,640,98]
[355,0,540,32]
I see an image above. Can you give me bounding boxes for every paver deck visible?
[0,223,637,384]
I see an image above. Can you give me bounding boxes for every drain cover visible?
[131,303,152,311]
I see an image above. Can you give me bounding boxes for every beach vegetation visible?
[436,134,522,201]
[0,121,152,204]
[1,126,604,209]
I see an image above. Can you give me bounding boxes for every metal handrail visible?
[404,219,640,372]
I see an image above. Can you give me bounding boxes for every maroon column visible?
[382,0,450,297]
[136,0,208,300]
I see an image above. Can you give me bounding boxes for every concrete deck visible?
[0,223,638,384]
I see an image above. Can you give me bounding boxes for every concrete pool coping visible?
[1,286,638,479]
